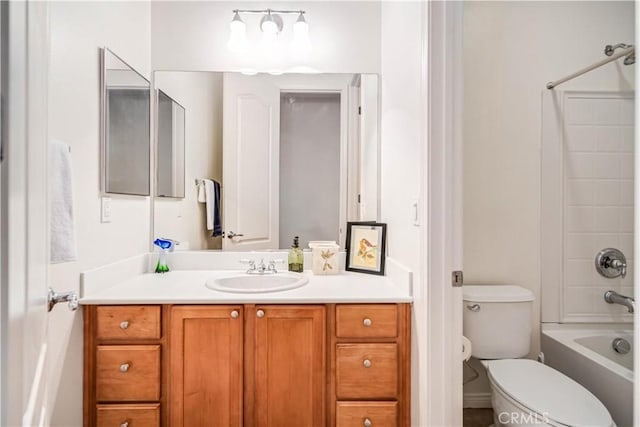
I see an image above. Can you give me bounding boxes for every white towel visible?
[49,140,77,262]
[197,180,206,203]
[202,179,215,231]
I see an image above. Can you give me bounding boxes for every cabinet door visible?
[169,306,243,427]
[254,305,326,427]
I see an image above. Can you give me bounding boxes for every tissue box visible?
[309,241,340,275]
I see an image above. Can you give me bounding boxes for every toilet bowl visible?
[463,285,614,427]
[484,359,614,427]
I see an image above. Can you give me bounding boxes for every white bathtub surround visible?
[542,91,635,323]
[80,251,412,304]
[542,323,633,427]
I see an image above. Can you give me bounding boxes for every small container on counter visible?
[309,241,340,275]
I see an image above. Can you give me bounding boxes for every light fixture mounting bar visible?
[232,8,305,15]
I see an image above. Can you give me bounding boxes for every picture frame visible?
[345,222,387,275]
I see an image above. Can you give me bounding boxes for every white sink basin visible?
[205,272,309,293]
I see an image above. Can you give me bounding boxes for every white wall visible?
[379,2,424,424]
[48,2,151,424]
[154,72,223,250]
[150,1,381,73]
[463,0,635,403]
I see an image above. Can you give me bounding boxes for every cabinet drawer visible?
[96,403,160,427]
[336,402,398,427]
[96,345,160,402]
[336,344,398,399]
[336,305,397,338]
[96,306,161,340]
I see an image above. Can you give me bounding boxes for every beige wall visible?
[48,2,151,424]
[463,1,634,402]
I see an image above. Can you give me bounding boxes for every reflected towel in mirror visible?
[200,179,223,237]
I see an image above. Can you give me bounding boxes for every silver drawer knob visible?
[363,318,372,327]
[119,321,129,330]
[364,418,372,427]
[231,310,239,319]
[119,363,130,373]
[363,359,372,368]
[120,422,129,427]
[257,309,265,318]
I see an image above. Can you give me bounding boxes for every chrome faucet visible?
[240,258,284,275]
[604,290,635,313]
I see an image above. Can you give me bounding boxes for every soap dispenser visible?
[288,236,304,273]
[153,238,177,273]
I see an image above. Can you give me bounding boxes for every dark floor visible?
[463,408,494,427]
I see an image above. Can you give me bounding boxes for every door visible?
[1,2,51,425]
[169,306,244,427]
[252,305,325,427]
[223,73,280,250]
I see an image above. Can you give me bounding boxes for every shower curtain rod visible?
[546,45,635,89]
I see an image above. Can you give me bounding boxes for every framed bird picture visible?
[345,222,387,275]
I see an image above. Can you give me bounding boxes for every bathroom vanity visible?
[81,263,412,427]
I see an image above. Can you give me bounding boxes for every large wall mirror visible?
[101,48,150,196]
[153,71,380,251]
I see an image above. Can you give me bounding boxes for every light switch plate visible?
[101,197,112,223]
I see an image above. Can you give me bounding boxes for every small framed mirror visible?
[155,89,186,198]
[101,48,150,196]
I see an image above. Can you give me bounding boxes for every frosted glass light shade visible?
[227,12,248,52]
[291,14,311,54]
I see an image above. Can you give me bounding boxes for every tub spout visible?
[604,290,635,313]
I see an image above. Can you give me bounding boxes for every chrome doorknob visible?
[227,231,244,239]
[47,288,79,312]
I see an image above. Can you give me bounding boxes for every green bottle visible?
[288,236,304,272]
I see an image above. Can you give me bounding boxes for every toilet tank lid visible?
[462,285,534,302]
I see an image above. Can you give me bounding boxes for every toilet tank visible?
[462,285,534,359]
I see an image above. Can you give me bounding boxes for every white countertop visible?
[80,269,413,305]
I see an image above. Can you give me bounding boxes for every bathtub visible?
[541,323,634,427]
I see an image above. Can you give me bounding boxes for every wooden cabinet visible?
[330,304,411,427]
[84,305,165,427]
[252,306,325,427]
[168,305,325,427]
[169,306,244,427]
[84,303,410,427]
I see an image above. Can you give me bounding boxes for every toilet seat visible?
[486,359,613,427]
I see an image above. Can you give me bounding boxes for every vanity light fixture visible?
[227,8,311,54]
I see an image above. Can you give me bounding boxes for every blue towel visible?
[212,180,222,237]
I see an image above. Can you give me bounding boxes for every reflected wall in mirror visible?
[156,90,186,197]
[153,71,379,251]
[101,48,150,196]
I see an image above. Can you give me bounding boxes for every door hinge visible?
[452,270,463,287]
[357,194,361,203]
[358,106,362,115]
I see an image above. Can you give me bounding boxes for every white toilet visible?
[463,285,615,427]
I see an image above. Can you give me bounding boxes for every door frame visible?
[422,1,464,426]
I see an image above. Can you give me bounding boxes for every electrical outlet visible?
[101,197,112,223]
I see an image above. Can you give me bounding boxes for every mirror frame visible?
[100,47,151,196]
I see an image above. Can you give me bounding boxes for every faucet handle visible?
[239,259,255,267]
